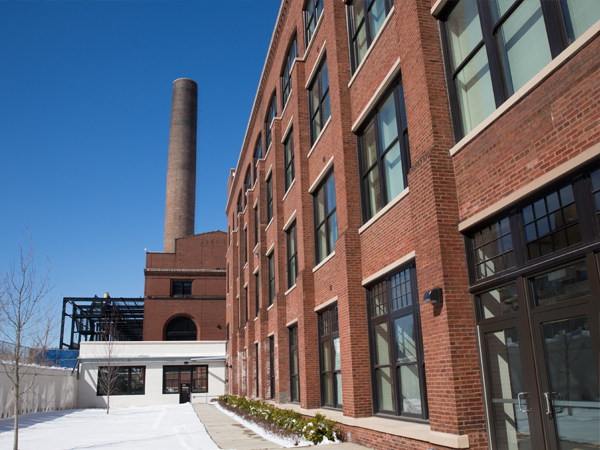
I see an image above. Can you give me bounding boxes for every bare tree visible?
[0,233,55,450]
[94,307,122,415]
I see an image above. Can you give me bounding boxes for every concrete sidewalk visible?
[193,403,370,450]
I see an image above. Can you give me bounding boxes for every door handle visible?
[518,392,531,413]
[543,392,552,415]
[544,392,562,415]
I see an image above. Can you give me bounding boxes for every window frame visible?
[97,366,145,396]
[281,34,298,107]
[244,167,252,208]
[346,0,394,73]
[357,79,410,222]
[304,0,323,49]
[289,326,300,403]
[313,169,338,264]
[162,365,208,394]
[253,136,262,184]
[255,271,260,318]
[268,252,275,306]
[366,263,428,419]
[318,304,342,409]
[254,205,259,246]
[172,280,192,297]
[265,94,277,150]
[439,0,590,141]
[267,175,273,223]
[308,57,331,146]
[269,336,275,399]
[284,129,295,193]
[287,221,298,289]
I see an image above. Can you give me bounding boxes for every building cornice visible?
[144,268,225,278]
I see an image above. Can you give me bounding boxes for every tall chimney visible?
[164,78,197,252]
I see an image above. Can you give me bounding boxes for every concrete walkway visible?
[193,403,370,450]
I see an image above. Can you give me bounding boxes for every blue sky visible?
[0,1,280,327]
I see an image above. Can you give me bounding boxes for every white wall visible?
[77,341,226,409]
[0,364,78,419]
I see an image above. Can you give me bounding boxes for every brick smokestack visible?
[164,78,197,252]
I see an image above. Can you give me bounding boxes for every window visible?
[245,286,248,323]
[172,281,192,297]
[227,264,229,294]
[255,272,260,318]
[304,0,323,47]
[244,167,252,208]
[269,336,275,399]
[367,264,428,418]
[244,226,248,264]
[254,206,259,245]
[281,35,298,107]
[308,58,330,145]
[255,343,259,396]
[441,0,600,139]
[284,129,295,192]
[287,222,298,288]
[237,191,243,215]
[266,94,277,149]
[268,252,275,306]
[313,170,338,264]
[163,365,208,394]
[347,0,394,72]
[357,81,410,221]
[267,175,273,223]
[319,304,342,408]
[97,366,145,396]
[165,316,197,341]
[289,326,300,402]
[253,136,262,183]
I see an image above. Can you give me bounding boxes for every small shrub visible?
[218,394,340,444]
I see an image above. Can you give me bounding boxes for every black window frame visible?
[284,129,295,192]
[269,336,275,399]
[308,57,330,146]
[237,191,243,216]
[265,94,277,150]
[162,365,208,394]
[97,366,145,396]
[313,169,338,264]
[266,174,273,223]
[253,135,262,184]
[286,221,298,289]
[268,251,275,306]
[244,226,248,265]
[318,304,342,408]
[245,286,248,323]
[346,0,394,73]
[439,0,596,141]
[255,271,260,318]
[244,167,252,208]
[254,205,259,246]
[357,79,410,222]
[281,34,298,107]
[165,316,197,341]
[172,280,192,297]
[304,0,323,49]
[255,342,259,397]
[366,263,428,419]
[289,325,300,403]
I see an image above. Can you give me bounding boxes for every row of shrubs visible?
[218,394,340,444]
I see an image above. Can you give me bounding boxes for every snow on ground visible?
[214,402,313,448]
[0,403,219,450]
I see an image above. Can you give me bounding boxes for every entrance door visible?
[477,258,600,450]
[179,369,191,403]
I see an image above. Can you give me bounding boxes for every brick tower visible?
[164,78,197,253]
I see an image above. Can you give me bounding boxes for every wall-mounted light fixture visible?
[216,324,222,329]
[423,287,443,305]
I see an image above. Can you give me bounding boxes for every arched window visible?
[165,316,197,341]
[244,167,252,208]
[281,34,298,106]
[265,94,277,149]
[253,136,262,183]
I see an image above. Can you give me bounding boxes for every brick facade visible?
[225,1,600,449]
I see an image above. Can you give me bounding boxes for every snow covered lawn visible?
[0,403,219,450]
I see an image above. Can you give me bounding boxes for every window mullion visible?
[374,111,388,207]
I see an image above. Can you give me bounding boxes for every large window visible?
[163,365,208,394]
[165,316,197,341]
[287,222,298,288]
[289,326,300,403]
[319,304,342,408]
[255,272,260,318]
[244,286,248,323]
[313,170,338,264]
[255,343,259,397]
[253,136,262,183]
[97,366,145,396]
[281,35,298,107]
[304,0,323,47]
[266,94,277,150]
[244,167,251,208]
[308,58,330,145]
[357,81,410,221]
[269,336,275,399]
[172,281,191,297]
[254,205,259,246]
[441,0,600,139]
[347,0,394,72]
[367,264,428,419]
[237,191,243,215]
[267,175,273,223]
[284,129,295,192]
[268,252,275,306]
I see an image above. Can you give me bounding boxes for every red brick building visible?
[225,1,600,449]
